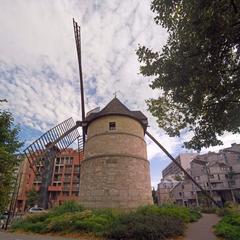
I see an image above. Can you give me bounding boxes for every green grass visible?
[214,204,240,240]
[11,201,202,239]
[214,213,240,240]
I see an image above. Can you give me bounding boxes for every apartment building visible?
[156,179,178,204]
[16,148,83,212]
[170,180,198,206]
[162,153,198,179]
[158,143,240,206]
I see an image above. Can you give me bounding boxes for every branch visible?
[230,0,238,13]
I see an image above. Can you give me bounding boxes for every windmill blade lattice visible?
[24,117,82,174]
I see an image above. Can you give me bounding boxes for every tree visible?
[152,187,158,204]
[174,175,182,181]
[137,0,240,150]
[0,100,23,212]
[26,188,39,208]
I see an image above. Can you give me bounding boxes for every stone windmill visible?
[10,19,220,216]
[80,97,153,208]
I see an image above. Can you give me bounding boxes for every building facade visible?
[162,153,198,180]
[16,148,83,212]
[156,179,177,205]
[158,144,240,206]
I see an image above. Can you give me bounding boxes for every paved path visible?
[183,214,220,240]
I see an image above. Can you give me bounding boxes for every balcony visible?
[64,178,71,182]
[72,187,79,192]
[63,187,70,191]
[72,177,80,182]
[48,185,62,191]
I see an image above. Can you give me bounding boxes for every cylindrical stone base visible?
[79,155,153,209]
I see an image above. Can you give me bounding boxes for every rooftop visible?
[84,97,148,131]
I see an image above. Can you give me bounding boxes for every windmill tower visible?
[79,98,153,209]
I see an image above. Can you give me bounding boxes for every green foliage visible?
[200,206,217,214]
[136,0,240,150]
[188,208,202,222]
[11,221,48,233]
[215,213,240,240]
[0,101,23,212]
[174,175,182,181]
[152,188,158,204]
[137,204,200,223]
[105,212,184,240]
[26,188,39,208]
[11,212,49,233]
[216,203,240,217]
[49,200,84,216]
[11,202,202,239]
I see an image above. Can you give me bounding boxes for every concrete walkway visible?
[183,214,220,240]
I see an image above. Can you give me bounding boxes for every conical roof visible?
[84,97,148,131]
[98,98,131,115]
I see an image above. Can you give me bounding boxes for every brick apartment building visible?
[16,148,83,212]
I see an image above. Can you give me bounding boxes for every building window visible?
[65,157,73,165]
[56,158,60,164]
[109,122,116,130]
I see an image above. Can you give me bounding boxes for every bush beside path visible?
[10,201,202,240]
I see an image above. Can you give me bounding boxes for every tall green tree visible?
[26,188,39,208]
[0,100,23,212]
[137,0,240,150]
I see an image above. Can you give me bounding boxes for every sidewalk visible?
[183,214,220,240]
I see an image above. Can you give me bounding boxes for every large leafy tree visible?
[137,0,240,150]
[0,100,23,212]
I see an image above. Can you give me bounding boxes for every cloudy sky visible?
[0,0,239,187]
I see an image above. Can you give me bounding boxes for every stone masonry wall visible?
[79,115,153,209]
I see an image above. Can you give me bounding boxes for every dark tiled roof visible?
[84,98,148,131]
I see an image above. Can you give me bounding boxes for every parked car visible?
[0,211,8,229]
[28,207,46,213]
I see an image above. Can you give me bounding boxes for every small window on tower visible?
[109,122,116,130]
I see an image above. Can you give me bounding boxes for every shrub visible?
[216,207,232,217]
[188,208,202,222]
[23,212,49,223]
[214,213,240,240]
[49,200,84,216]
[105,212,185,240]
[200,206,217,214]
[11,203,199,239]
[11,220,48,233]
[47,210,93,232]
[137,204,194,223]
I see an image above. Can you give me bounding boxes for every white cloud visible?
[0,0,239,186]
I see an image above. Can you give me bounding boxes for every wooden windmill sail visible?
[8,20,87,214]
